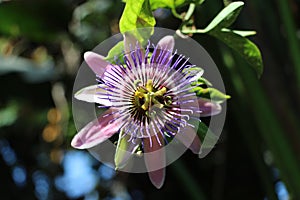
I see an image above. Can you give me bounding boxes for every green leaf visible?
[115,130,139,169]
[150,0,187,10]
[149,0,204,20]
[197,122,218,149]
[191,87,230,103]
[105,41,124,63]
[190,77,212,87]
[150,0,176,10]
[124,0,204,10]
[204,88,231,103]
[119,0,155,33]
[210,30,263,77]
[180,2,263,77]
[111,0,157,64]
[203,1,244,32]
[195,0,205,5]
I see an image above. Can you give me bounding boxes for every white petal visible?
[74,84,112,106]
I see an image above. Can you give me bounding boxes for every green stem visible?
[220,47,278,200]
[234,54,300,199]
[276,0,300,87]
[171,160,207,200]
[181,29,206,34]
[171,8,182,19]
[184,3,196,21]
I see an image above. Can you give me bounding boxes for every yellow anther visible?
[141,93,150,110]
[154,87,166,97]
[146,80,153,92]
[141,104,148,110]
[134,91,144,98]
[133,79,170,113]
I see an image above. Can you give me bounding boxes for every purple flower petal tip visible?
[71,134,88,149]
[123,33,139,52]
[157,35,175,52]
[143,136,166,189]
[71,109,122,150]
[71,131,101,149]
[84,51,109,77]
[198,99,222,117]
[148,168,165,189]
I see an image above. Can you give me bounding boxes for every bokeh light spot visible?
[47,108,61,124]
[55,150,98,198]
[32,171,50,200]
[98,164,115,181]
[12,166,27,187]
[0,140,17,166]
[42,124,61,142]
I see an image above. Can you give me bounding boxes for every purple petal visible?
[148,168,165,189]
[84,51,110,77]
[198,98,222,117]
[152,35,174,65]
[71,109,122,149]
[175,126,201,154]
[124,32,138,55]
[143,135,166,189]
[157,35,175,53]
[123,33,145,66]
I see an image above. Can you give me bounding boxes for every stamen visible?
[96,39,203,141]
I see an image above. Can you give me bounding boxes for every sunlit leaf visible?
[203,1,244,32]
[117,0,156,60]
[119,0,155,33]
[190,77,212,87]
[210,30,263,77]
[150,0,184,10]
[190,87,230,103]
[197,122,218,149]
[199,1,263,77]
[105,41,124,62]
[115,130,140,169]
[150,0,204,10]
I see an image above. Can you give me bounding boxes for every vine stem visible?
[184,3,196,22]
[181,29,206,34]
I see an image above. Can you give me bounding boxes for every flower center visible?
[133,79,172,118]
